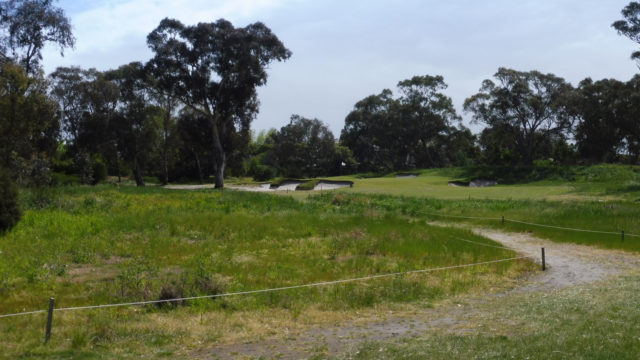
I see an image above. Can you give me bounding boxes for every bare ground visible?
[195,227,640,359]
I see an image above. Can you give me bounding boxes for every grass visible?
[0,186,533,358]
[339,271,640,359]
[3,163,639,358]
[306,192,640,252]
[303,164,640,202]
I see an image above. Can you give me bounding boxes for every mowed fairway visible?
[0,186,534,359]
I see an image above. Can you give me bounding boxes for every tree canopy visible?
[146,18,291,188]
[0,0,74,75]
[613,1,640,66]
[340,75,469,172]
[464,68,575,166]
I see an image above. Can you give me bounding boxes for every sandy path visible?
[196,227,640,359]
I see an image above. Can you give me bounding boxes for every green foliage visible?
[613,1,640,64]
[465,68,574,166]
[0,169,21,232]
[250,164,277,181]
[341,75,471,172]
[147,17,291,188]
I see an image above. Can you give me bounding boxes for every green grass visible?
[339,272,640,359]
[306,192,640,252]
[315,164,640,202]
[0,186,532,358]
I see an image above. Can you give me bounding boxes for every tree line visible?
[1,0,640,232]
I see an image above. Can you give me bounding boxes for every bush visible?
[251,164,277,182]
[0,169,21,233]
[91,155,108,184]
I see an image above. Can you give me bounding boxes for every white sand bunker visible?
[270,180,302,191]
[313,181,353,190]
[448,179,498,187]
[226,180,353,192]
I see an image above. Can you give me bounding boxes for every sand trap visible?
[396,173,418,178]
[167,180,353,192]
[313,181,353,190]
[271,180,303,191]
[448,179,498,188]
[470,179,498,187]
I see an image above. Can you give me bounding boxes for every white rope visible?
[504,219,640,237]
[415,210,640,238]
[416,211,502,221]
[449,236,517,251]
[0,309,47,318]
[0,256,528,318]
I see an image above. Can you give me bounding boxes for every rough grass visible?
[306,192,640,252]
[340,272,640,359]
[0,186,533,358]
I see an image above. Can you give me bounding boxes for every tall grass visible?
[0,186,533,358]
[309,192,640,252]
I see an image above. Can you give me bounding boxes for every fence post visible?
[45,297,55,343]
[622,230,625,242]
[502,216,504,225]
[541,248,546,271]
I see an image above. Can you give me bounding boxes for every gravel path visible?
[197,227,640,359]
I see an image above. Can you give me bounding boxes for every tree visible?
[106,62,162,186]
[146,18,291,188]
[574,78,626,163]
[340,75,464,172]
[176,110,212,184]
[0,167,20,233]
[464,68,575,166]
[613,2,640,67]
[49,66,122,183]
[271,115,337,178]
[0,0,74,76]
[620,75,640,163]
[0,61,59,169]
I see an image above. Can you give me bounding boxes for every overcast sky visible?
[43,0,638,135]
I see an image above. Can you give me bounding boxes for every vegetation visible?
[341,273,640,359]
[0,169,20,232]
[0,186,533,357]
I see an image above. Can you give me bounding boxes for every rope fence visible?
[0,255,528,320]
[414,210,640,238]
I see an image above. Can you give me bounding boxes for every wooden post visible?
[502,216,504,225]
[45,297,55,343]
[541,248,546,271]
[622,230,625,242]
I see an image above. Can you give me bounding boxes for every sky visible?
[43,0,639,136]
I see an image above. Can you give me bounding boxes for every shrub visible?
[91,155,108,184]
[0,169,21,233]
[251,164,277,182]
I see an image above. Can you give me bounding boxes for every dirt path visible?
[196,227,640,359]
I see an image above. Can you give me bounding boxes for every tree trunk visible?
[194,151,204,184]
[209,115,226,189]
[161,108,171,186]
[132,156,145,186]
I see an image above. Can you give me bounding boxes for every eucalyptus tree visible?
[146,18,291,188]
[341,75,464,172]
[0,0,74,76]
[574,78,627,162]
[464,68,575,166]
[105,62,162,186]
[271,115,337,178]
[0,61,58,169]
[613,2,640,67]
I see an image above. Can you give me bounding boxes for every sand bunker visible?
[448,179,498,188]
[313,181,353,190]
[270,180,302,191]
